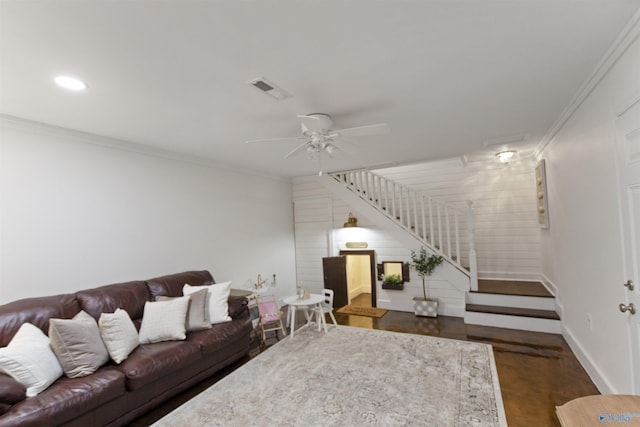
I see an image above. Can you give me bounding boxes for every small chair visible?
[313,288,338,329]
[256,294,287,342]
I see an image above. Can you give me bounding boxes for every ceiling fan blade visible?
[335,123,390,138]
[328,139,358,158]
[284,142,310,159]
[245,136,303,144]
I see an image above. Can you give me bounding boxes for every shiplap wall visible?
[293,177,467,316]
[373,157,542,278]
[293,198,332,293]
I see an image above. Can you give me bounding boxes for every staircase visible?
[465,279,561,333]
[328,169,477,287]
[322,169,562,333]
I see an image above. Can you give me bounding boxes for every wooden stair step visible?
[473,279,553,298]
[465,304,560,320]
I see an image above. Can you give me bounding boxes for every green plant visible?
[381,273,402,286]
[410,247,444,300]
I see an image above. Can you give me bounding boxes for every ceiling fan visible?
[245,113,390,161]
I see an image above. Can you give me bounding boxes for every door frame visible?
[340,250,377,307]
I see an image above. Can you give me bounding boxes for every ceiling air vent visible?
[248,77,291,100]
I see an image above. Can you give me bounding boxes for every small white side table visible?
[283,294,327,338]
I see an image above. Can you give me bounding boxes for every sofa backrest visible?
[0,294,80,347]
[76,281,150,322]
[0,270,216,344]
[145,270,214,299]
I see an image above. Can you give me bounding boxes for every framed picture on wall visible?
[535,159,549,228]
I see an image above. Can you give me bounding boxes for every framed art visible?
[535,159,549,228]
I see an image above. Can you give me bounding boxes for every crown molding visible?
[535,8,640,158]
[0,114,291,183]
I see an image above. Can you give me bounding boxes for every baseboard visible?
[376,298,465,318]
[440,304,465,318]
[540,275,563,319]
[562,324,616,394]
[540,274,558,297]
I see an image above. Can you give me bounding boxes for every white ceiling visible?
[1,1,639,177]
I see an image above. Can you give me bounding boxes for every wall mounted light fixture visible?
[343,212,358,228]
[496,150,516,163]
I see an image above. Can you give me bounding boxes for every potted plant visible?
[381,273,403,290]
[410,247,444,317]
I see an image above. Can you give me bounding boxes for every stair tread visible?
[466,303,560,320]
[473,279,553,298]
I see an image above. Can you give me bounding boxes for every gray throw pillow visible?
[49,311,109,378]
[157,288,211,332]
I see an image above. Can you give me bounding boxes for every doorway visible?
[340,250,376,308]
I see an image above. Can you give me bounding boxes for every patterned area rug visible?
[153,326,507,427]
[336,305,388,318]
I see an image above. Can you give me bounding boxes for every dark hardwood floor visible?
[132,293,598,427]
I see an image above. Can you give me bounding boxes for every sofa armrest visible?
[0,373,26,415]
[228,296,248,320]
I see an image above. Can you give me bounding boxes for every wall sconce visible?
[496,150,516,163]
[343,212,358,228]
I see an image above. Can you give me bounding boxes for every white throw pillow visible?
[99,308,139,364]
[49,311,110,378]
[138,296,190,344]
[0,323,63,396]
[183,281,232,324]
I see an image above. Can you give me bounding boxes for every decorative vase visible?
[413,297,438,317]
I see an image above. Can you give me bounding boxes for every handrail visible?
[330,169,477,288]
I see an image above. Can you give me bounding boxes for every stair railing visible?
[331,169,477,288]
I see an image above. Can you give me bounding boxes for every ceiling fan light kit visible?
[245,113,390,174]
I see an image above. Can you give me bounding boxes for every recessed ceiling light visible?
[55,75,87,91]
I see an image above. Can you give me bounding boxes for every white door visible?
[615,94,640,393]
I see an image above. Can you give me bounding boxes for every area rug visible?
[153,326,507,427]
[336,304,388,318]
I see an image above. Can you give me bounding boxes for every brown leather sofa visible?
[0,270,252,427]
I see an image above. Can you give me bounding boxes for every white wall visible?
[540,32,640,393]
[0,117,297,303]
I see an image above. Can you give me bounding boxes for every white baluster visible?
[429,198,434,247]
[392,183,397,221]
[445,206,451,258]
[398,185,404,225]
[364,171,369,198]
[467,201,478,291]
[384,178,390,216]
[437,202,442,251]
[454,209,461,266]
[413,192,418,236]
[405,187,411,229]
[421,196,427,241]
